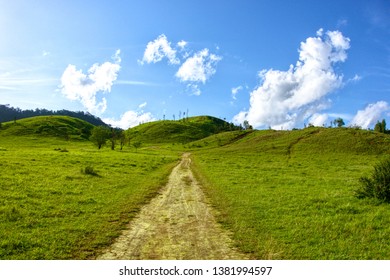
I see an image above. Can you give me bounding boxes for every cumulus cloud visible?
[233,29,350,129]
[139,34,179,65]
[139,35,221,95]
[350,101,389,129]
[103,110,155,129]
[176,49,221,84]
[60,50,121,114]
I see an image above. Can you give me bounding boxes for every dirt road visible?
[97,153,247,260]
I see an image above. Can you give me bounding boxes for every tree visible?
[243,120,253,130]
[118,130,126,150]
[333,118,345,128]
[90,126,110,149]
[133,141,142,152]
[110,128,116,150]
[375,119,387,133]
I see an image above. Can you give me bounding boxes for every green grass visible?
[0,135,179,259]
[2,114,390,260]
[126,115,239,145]
[0,115,94,140]
[192,127,390,259]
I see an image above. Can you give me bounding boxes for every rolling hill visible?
[188,126,390,155]
[1,112,390,259]
[0,115,95,140]
[126,115,240,144]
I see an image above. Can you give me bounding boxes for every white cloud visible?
[177,40,188,49]
[138,102,147,109]
[60,50,121,115]
[350,101,389,129]
[139,35,222,96]
[309,113,329,127]
[139,34,179,65]
[112,49,121,64]
[349,74,362,83]
[186,84,201,96]
[176,49,222,84]
[103,110,155,129]
[231,86,243,100]
[233,29,350,130]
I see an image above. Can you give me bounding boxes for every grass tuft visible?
[81,166,99,176]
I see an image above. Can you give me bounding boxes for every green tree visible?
[333,118,345,127]
[375,119,387,133]
[133,141,142,152]
[243,120,253,130]
[109,128,123,150]
[90,126,110,149]
[118,130,127,150]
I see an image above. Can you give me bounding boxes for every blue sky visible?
[0,0,389,129]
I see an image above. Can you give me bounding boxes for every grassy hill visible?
[1,112,390,259]
[126,115,239,144]
[0,115,95,140]
[0,117,179,259]
[207,126,390,154]
[191,127,390,259]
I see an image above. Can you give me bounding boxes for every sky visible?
[0,0,389,129]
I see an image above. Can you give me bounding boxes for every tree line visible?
[89,126,142,151]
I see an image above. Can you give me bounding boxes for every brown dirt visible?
[97,153,247,260]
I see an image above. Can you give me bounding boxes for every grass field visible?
[0,135,179,259]
[191,127,390,259]
[1,115,390,260]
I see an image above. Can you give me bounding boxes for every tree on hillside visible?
[374,119,387,133]
[118,130,127,150]
[243,120,253,130]
[90,126,110,149]
[108,127,124,150]
[133,141,142,152]
[333,118,345,127]
[110,128,117,150]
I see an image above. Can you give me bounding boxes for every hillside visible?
[126,115,240,144]
[189,126,390,155]
[191,127,390,259]
[0,104,107,126]
[0,115,94,140]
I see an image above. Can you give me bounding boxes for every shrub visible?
[81,166,99,176]
[356,158,390,203]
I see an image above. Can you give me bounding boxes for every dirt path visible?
[97,153,247,260]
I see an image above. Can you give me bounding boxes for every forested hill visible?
[0,104,107,126]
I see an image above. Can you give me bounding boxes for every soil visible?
[97,153,247,260]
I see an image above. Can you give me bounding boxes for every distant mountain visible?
[0,104,107,127]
